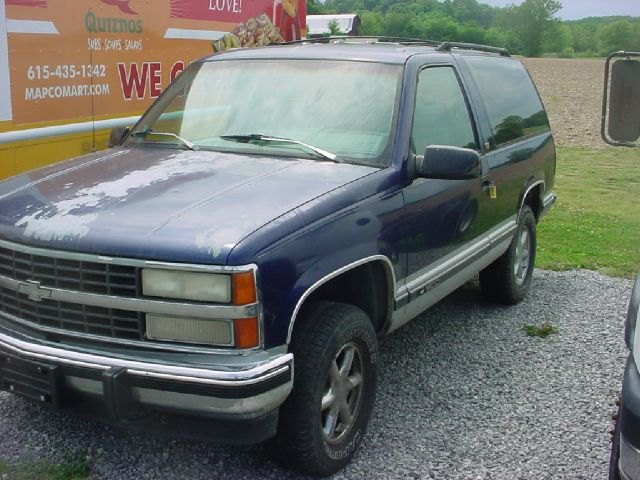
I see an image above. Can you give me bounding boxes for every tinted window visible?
[411,67,477,154]
[464,56,549,147]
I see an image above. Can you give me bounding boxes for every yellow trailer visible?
[0,0,305,180]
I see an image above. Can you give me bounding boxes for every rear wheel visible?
[480,205,536,304]
[274,301,378,477]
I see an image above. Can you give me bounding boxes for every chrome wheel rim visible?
[321,342,364,443]
[513,226,531,286]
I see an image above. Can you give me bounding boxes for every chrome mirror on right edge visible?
[602,51,640,147]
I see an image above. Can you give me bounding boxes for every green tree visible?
[446,0,483,24]
[484,27,508,49]
[323,0,364,14]
[327,19,344,35]
[314,0,638,57]
[459,22,488,44]
[383,12,413,37]
[568,22,601,54]
[306,0,325,15]
[597,20,636,54]
[499,0,562,56]
[542,21,573,53]
[359,11,384,36]
[420,12,460,41]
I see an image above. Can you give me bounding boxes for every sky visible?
[478,0,640,20]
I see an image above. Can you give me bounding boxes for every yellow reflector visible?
[234,317,259,349]
[233,271,257,305]
[146,314,233,346]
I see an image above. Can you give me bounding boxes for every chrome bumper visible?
[0,330,293,417]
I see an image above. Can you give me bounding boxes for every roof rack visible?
[271,37,510,56]
[436,41,510,57]
[272,36,441,47]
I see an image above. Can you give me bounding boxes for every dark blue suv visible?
[0,38,556,476]
[611,274,640,480]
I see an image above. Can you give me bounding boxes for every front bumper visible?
[619,355,640,479]
[0,329,293,444]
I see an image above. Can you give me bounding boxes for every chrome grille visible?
[0,245,138,297]
[0,286,143,340]
[0,244,143,341]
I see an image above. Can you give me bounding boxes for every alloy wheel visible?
[513,226,531,286]
[320,342,364,443]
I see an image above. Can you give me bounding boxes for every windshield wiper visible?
[220,134,337,161]
[130,130,198,151]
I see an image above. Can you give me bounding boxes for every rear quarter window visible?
[462,56,549,147]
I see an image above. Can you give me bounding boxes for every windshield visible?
[127,59,402,165]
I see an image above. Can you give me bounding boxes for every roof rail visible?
[436,41,510,57]
[271,37,510,56]
[272,36,441,47]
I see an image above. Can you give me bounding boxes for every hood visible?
[0,147,377,264]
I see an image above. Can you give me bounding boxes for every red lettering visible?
[117,62,149,101]
[170,61,185,82]
[149,62,162,98]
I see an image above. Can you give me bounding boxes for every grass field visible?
[0,454,90,480]
[536,146,640,278]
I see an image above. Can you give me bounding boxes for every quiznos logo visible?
[85,0,142,34]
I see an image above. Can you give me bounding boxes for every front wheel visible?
[273,301,379,477]
[480,205,537,304]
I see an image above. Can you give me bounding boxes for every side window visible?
[411,66,477,155]
[464,56,550,147]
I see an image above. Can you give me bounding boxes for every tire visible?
[274,301,379,477]
[480,205,536,304]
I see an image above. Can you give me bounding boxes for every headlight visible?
[626,273,640,350]
[142,269,231,303]
[142,268,260,348]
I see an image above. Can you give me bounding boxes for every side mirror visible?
[108,126,130,148]
[416,145,481,180]
[602,51,640,146]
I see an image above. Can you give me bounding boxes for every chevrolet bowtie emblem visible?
[17,280,52,302]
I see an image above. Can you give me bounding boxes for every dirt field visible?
[522,57,607,149]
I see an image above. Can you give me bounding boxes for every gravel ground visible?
[0,269,631,479]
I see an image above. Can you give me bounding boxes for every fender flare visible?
[285,254,396,344]
[518,179,545,218]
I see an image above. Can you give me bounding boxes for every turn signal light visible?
[234,317,259,349]
[233,271,257,305]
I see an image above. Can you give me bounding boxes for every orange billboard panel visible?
[5,0,306,126]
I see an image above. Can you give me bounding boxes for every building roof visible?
[306,14,360,36]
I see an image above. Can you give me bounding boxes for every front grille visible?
[0,244,144,341]
[0,245,138,297]
[0,286,143,340]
